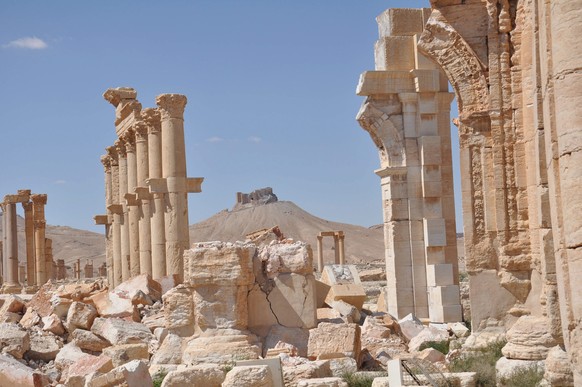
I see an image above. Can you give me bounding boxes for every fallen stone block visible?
[103,343,150,368]
[64,354,113,387]
[282,360,332,387]
[495,356,544,384]
[416,347,445,363]
[263,325,309,358]
[91,317,154,346]
[448,322,470,338]
[315,280,331,308]
[398,313,425,342]
[222,365,274,387]
[317,308,343,324]
[19,309,41,329]
[89,290,138,321]
[361,315,391,339]
[297,377,349,387]
[182,329,261,365]
[87,359,153,387]
[0,353,50,387]
[41,313,65,336]
[408,326,449,352]
[55,342,97,370]
[0,295,25,316]
[329,357,357,378]
[0,322,30,358]
[324,284,366,310]
[307,323,361,362]
[162,285,194,337]
[358,268,385,282]
[258,241,313,278]
[150,333,183,365]
[236,357,285,387]
[113,273,162,303]
[321,265,362,286]
[71,328,110,352]
[330,300,361,324]
[160,364,225,387]
[26,333,62,362]
[66,301,98,332]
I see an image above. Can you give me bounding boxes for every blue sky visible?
[0,0,462,233]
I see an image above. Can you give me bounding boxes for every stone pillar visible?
[107,146,123,287]
[98,263,107,277]
[316,235,324,272]
[1,200,21,293]
[57,259,66,280]
[338,233,346,265]
[75,259,81,280]
[0,241,3,283]
[22,201,35,289]
[84,261,93,278]
[18,264,26,285]
[134,122,152,276]
[156,94,190,282]
[45,238,53,282]
[333,235,340,264]
[144,108,166,280]
[123,130,141,277]
[116,140,130,282]
[100,154,114,286]
[31,194,47,287]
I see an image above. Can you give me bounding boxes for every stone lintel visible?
[375,166,408,178]
[318,231,344,237]
[115,104,142,137]
[124,193,139,206]
[356,70,414,96]
[3,193,31,204]
[107,204,123,214]
[134,186,152,200]
[146,178,168,193]
[187,177,204,193]
[93,215,110,225]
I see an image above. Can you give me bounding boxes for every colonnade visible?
[0,190,54,293]
[95,87,203,287]
[316,231,346,272]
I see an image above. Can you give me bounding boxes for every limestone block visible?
[448,322,470,338]
[426,246,446,265]
[0,353,50,387]
[423,219,446,247]
[64,354,113,387]
[426,264,454,286]
[429,304,462,323]
[413,70,445,93]
[237,358,284,387]
[329,357,357,378]
[0,295,25,317]
[192,284,248,330]
[103,343,149,368]
[258,241,313,278]
[356,71,414,96]
[26,333,62,362]
[66,301,98,332]
[184,241,255,286]
[87,359,153,387]
[297,377,348,387]
[113,273,162,303]
[90,290,137,321]
[0,322,29,359]
[248,285,278,337]
[307,323,361,361]
[361,315,391,339]
[160,364,225,387]
[317,308,343,324]
[315,279,331,308]
[371,377,390,387]
[55,342,96,370]
[268,274,317,329]
[502,316,558,360]
[91,317,154,346]
[359,268,385,282]
[158,274,180,296]
[321,265,362,286]
[264,325,310,358]
[397,313,424,342]
[495,357,544,385]
[330,300,361,324]
[71,329,110,352]
[324,284,366,310]
[543,345,574,386]
[374,36,415,71]
[408,326,449,352]
[440,372,477,387]
[376,8,425,37]
[383,199,409,221]
[162,284,194,337]
[222,365,274,387]
[417,347,446,363]
[150,333,183,365]
[429,285,460,306]
[19,309,41,329]
[418,93,438,114]
[41,314,65,336]
[182,329,261,365]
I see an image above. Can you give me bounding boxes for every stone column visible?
[76,259,81,280]
[144,108,167,280]
[107,146,123,287]
[98,155,114,286]
[333,235,340,264]
[123,130,141,277]
[57,259,65,280]
[18,264,26,285]
[338,233,346,265]
[45,238,53,281]
[116,140,130,282]
[0,241,3,283]
[156,94,190,281]
[84,261,93,278]
[31,194,47,287]
[22,201,35,289]
[1,199,21,293]
[317,235,324,272]
[134,122,152,276]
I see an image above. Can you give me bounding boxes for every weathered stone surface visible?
[26,333,62,362]
[0,311,21,323]
[66,301,98,332]
[87,359,152,387]
[449,322,470,338]
[317,308,343,324]
[162,284,194,336]
[264,325,309,358]
[502,316,558,360]
[55,342,96,370]
[268,274,317,329]
[329,357,357,377]
[103,343,149,368]
[398,313,424,342]
[0,322,30,358]
[0,295,25,316]
[308,323,361,361]
[281,358,332,387]
[258,241,313,278]
[89,290,137,321]
[64,354,113,387]
[361,315,391,339]
[324,284,367,310]
[150,333,183,365]
[297,377,348,387]
[160,364,225,387]
[91,317,154,346]
[359,268,385,282]
[71,328,110,352]
[543,345,574,386]
[192,284,248,330]
[182,329,261,365]
[330,300,361,324]
[408,326,449,352]
[0,353,50,387]
[495,357,544,385]
[416,347,446,363]
[19,308,41,329]
[222,365,274,387]
[113,273,162,303]
[41,313,65,336]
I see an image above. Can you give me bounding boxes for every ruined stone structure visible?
[358,2,582,382]
[56,259,66,281]
[316,231,346,272]
[0,190,53,293]
[357,8,461,323]
[234,187,278,210]
[95,87,203,287]
[84,260,94,279]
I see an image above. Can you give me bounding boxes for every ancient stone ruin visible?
[315,231,346,272]
[94,87,204,287]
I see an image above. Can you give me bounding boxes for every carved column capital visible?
[22,201,33,212]
[156,94,187,120]
[30,194,48,206]
[121,130,136,153]
[100,155,112,172]
[114,139,126,158]
[134,121,149,142]
[142,108,162,134]
[106,146,119,166]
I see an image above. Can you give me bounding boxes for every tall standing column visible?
[338,233,346,265]
[135,122,152,276]
[156,94,190,281]
[317,235,324,272]
[123,130,141,277]
[333,235,340,264]
[31,194,47,287]
[101,155,114,286]
[144,108,166,280]
[22,201,35,289]
[1,199,21,293]
[107,146,123,287]
[45,238,53,281]
[116,140,130,282]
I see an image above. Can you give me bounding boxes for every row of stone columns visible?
[95,88,203,287]
[316,231,346,272]
[0,190,53,293]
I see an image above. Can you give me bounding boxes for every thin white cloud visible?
[248,136,262,143]
[4,36,48,50]
[206,136,224,143]
[53,179,66,185]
